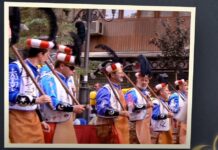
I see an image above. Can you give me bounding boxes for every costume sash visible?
[52,115,77,143]
[9,110,44,143]
[136,107,152,144]
[113,89,129,144]
[95,117,120,143]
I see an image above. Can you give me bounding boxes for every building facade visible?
[84,10,190,89]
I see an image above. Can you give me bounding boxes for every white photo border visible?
[4,2,196,149]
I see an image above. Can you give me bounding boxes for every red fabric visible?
[26,39,31,47]
[43,123,56,143]
[74,125,100,143]
[40,41,49,49]
[65,47,72,55]
[111,125,120,144]
[43,124,121,144]
[65,55,71,63]
[111,63,117,71]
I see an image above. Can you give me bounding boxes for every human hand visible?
[146,101,153,108]
[41,121,50,133]
[35,95,51,104]
[73,105,85,114]
[119,110,129,118]
[167,112,174,118]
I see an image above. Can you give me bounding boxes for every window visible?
[160,11,173,17]
[123,10,137,18]
[140,11,154,17]
[105,9,119,19]
[179,12,191,17]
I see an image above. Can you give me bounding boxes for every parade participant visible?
[94,82,102,91]
[9,39,53,143]
[68,69,77,97]
[124,55,153,144]
[96,62,129,144]
[151,83,174,144]
[88,83,102,125]
[67,68,77,121]
[39,52,85,143]
[125,72,153,144]
[90,83,102,114]
[168,79,188,144]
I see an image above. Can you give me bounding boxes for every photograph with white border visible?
[5,2,195,149]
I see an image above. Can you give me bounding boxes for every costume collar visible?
[111,82,122,90]
[25,59,39,77]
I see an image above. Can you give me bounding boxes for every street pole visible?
[77,9,91,123]
[74,9,115,124]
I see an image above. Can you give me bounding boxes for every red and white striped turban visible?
[135,72,150,78]
[26,39,55,49]
[57,45,72,55]
[175,79,185,85]
[105,63,123,73]
[155,83,167,91]
[56,53,75,64]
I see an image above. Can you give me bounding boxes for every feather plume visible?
[157,73,169,84]
[95,44,123,63]
[39,8,58,42]
[66,32,82,65]
[66,21,86,66]
[9,7,20,46]
[75,21,86,45]
[89,60,112,79]
[137,54,152,77]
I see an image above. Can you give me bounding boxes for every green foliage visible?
[10,8,77,59]
[89,60,100,71]
[149,17,190,80]
[56,21,76,45]
[75,60,101,75]
[14,8,76,47]
[149,17,190,70]
[150,18,190,59]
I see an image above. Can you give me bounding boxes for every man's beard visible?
[137,84,147,90]
[118,77,123,82]
[164,93,169,101]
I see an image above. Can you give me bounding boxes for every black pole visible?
[77,9,91,123]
